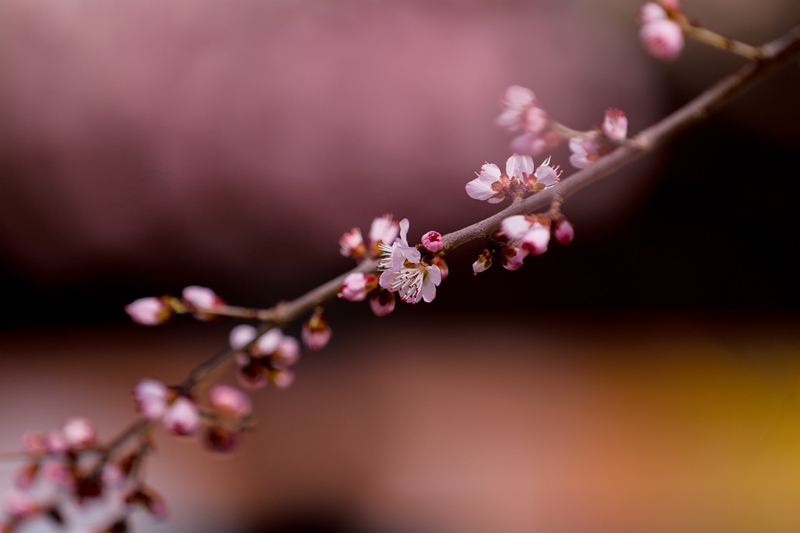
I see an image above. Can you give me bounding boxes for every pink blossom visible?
[270,368,295,389]
[182,285,222,310]
[368,214,400,251]
[229,324,257,350]
[472,249,493,275]
[134,379,169,420]
[250,329,301,365]
[500,245,528,271]
[61,417,96,449]
[421,231,444,253]
[339,227,366,259]
[369,290,396,316]
[602,108,628,142]
[432,256,448,280]
[339,273,371,302]
[274,336,301,366]
[554,217,575,245]
[639,2,668,24]
[500,215,550,255]
[235,354,268,390]
[44,430,68,454]
[209,384,252,419]
[465,162,504,203]
[569,133,602,169]
[640,16,684,61]
[497,85,562,155]
[125,297,170,326]
[162,397,200,436]
[302,316,332,351]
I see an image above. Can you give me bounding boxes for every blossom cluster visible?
[2,418,166,533]
[229,324,302,390]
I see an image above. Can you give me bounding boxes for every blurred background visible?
[1,0,799,531]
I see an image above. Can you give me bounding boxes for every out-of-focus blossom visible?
[339,228,366,259]
[182,285,223,310]
[602,108,628,142]
[133,379,170,420]
[21,431,46,456]
[569,133,603,169]
[229,324,258,350]
[125,297,171,326]
[639,3,684,61]
[162,397,200,436]
[368,214,400,256]
[269,368,295,389]
[497,85,561,155]
[338,273,373,302]
[209,385,252,419]
[369,290,396,316]
[431,256,448,280]
[61,418,96,450]
[302,310,332,351]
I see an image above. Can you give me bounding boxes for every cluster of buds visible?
[639,0,685,61]
[124,286,225,326]
[340,214,400,261]
[2,418,166,533]
[134,378,253,453]
[568,108,629,169]
[339,216,448,309]
[229,324,301,390]
[465,153,560,204]
[472,213,574,274]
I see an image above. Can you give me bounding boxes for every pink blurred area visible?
[0,0,665,290]
[2,316,800,533]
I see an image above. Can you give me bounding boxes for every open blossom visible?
[466,154,559,203]
[639,3,684,61]
[377,219,442,304]
[61,418,96,450]
[209,384,252,419]
[125,297,171,326]
[162,397,200,436]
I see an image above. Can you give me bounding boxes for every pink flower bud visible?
[125,297,170,326]
[369,290,395,317]
[501,215,533,241]
[133,379,169,420]
[229,324,257,350]
[209,385,252,419]
[602,108,628,142]
[62,418,96,449]
[472,249,493,275]
[270,368,295,389]
[554,217,575,245]
[339,228,366,259]
[640,18,684,61]
[203,427,241,453]
[639,2,668,24]
[182,285,222,310]
[339,273,370,302]
[162,397,200,436]
[421,231,444,253]
[520,222,551,256]
[274,336,301,367]
[302,311,331,351]
[500,245,528,271]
